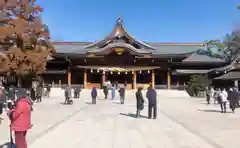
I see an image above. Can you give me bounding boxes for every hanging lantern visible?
[132,71,134,74]
[125,71,127,75]
[139,70,142,74]
[90,69,93,73]
[97,69,99,73]
[148,70,150,73]
[110,71,113,74]
[118,71,120,75]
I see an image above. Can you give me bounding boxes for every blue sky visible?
[37,0,240,42]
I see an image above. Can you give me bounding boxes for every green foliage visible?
[206,32,240,63]
[187,75,211,96]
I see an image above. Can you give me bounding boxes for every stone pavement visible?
[0,90,240,148]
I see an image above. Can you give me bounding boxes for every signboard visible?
[114,48,124,55]
[87,53,95,57]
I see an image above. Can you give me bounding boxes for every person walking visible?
[91,87,97,104]
[46,84,51,98]
[8,88,32,148]
[119,85,125,104]
[135,87,144,118]
[0,86,5,124]
[30,87,36,103]
[228,88,239,113]
[214,88,220,104]
[111,84,116,100]
[206,87,211,104]
[36,86,43,102]
[146,84,157,119]
[64,85,70,104]
[102,82,109,99]
[219,88,228,113]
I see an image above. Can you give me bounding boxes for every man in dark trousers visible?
[228,88,239,113]
[146,84,157,119]
[36,86,43,102]
[119,85,125,104]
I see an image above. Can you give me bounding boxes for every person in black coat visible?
[74,87,81,98]
[36,86,43,102]
[30,87,36,102]
[91,87,97,104]
[228,88,239,113]
[146,84,157,119]
[119,85,125,104]
[135,87,144,118]
[103,85,108,99]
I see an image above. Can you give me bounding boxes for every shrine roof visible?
[182,53,226,63]
[51,18,225,63]
[214,71,240,80]
[53,41,204,55]
[53,18,204,56]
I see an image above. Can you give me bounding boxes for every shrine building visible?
[44,18,228,89]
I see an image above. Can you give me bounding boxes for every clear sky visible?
[37,0,240,43]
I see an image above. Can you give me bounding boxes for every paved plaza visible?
[0,90,240,148]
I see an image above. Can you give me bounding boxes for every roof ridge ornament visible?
[116,17,123,25]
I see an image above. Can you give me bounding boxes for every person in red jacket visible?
[8,89,32,148]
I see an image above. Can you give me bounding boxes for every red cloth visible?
[10,97,32,132]
[15,131,27,148]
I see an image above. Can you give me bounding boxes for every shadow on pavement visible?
[198,109,232,113]
[59,102,73,105]
[119,113,149,119]
[85,102,94,105]
[112,102,121,104]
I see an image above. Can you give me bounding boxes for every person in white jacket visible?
[219,88,228,113]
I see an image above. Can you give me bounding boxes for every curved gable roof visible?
[84,18,155,50]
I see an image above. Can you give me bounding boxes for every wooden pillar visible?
[151,70,155,88]
[67,69,71,86]
[83,70,87,88]
[132,71,136,89]
[167,70,171,89]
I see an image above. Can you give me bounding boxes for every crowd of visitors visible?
[90,81,157,119]
[64,85,81,104]
[0,81,53,148]
[3,79,240,148]
[206,87,240,113]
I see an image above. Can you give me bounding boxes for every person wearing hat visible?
[8,88,32,148]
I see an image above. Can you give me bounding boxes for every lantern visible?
[118,72,120,75]
[139,70,142,74]
[125,71,127,75]
[90,69,93,73]
[148,70,150,73]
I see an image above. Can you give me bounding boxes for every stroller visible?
[64,87,73,105]
[66,97,73,105]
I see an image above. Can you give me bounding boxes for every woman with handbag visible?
[135,87,144,118]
